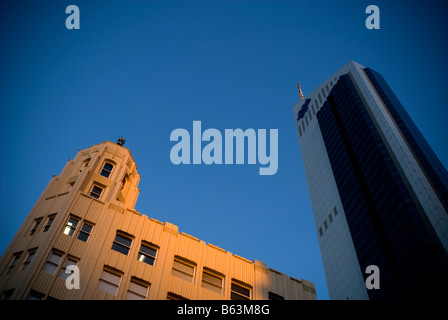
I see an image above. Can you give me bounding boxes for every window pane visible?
[64,259,77,268]
[90,186,103,198]
[43,262,58,275]
[114,235,132,247]
[103,163,113,171]
[26,252,35,262]
[173,260,194,275]
[100,271,121,285]
[81,224,93,233]
[77,231,89,242]
[48,253,63,265]
[100,170,111,178]
[111,242,130,255]
[203,272,222,287]
[139,245,156,257]
[202,281,222,294]
[231,292,250,300]
[98,280,118,296]
[68,218,79,228]
[64,226,76,236]
[128,282,148,297]
[172,269,193,282]
[231,283,250,298]
[137,253,155,266]
[125,291,145,300]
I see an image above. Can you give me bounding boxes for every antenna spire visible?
[297,83,304,101]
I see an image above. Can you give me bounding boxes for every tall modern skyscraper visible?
[0,140,316,300]
[293,61,448,300]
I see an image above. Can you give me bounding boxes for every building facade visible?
[0,141,316,300]
[293,61,448,300]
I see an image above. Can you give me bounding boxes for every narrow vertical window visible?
[90,185,103,199]
[111,232,133,255]
[43,214,56,232]
[29,218,42,236]
[126,278,150,300]
[231,281,251,300]
[137,243,157,266]
[21,249,37,271]
[59,256,79,280]
[5,252,22,275]
[98,268,122,296]
[27,290,44,300]
[77,222,93,242]
[100,163,114,178]
[201,268,224,294]
[171,257,195,283]
[63,217,80,236]
[43,250,63,275]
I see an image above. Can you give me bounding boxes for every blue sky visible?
[1,0,448,300]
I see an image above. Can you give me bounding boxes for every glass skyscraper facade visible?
[293,61,448,300]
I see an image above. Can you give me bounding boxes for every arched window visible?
[100,162,114,178]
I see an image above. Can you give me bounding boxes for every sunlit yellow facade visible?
[0,141,316,300]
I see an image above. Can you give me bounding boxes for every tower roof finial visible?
[297,82,304,101]
[117,137,126,146]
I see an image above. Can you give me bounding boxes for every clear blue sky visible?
[1,1,447,300]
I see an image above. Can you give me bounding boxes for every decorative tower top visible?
[297,82,304,101]
[117,137,126,146]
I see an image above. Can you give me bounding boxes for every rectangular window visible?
[319,227,323,237]
[333,206,338,216]
[111,232,133,255]
[126,278,150,300]
[29,218,42,236]
[324,220,328,230]
[166,292,188,300]
[59,256,79,280]
[1,289,14,300]
[201,269,224,294]
[5,252,22,275]
[98,268,122,296]
[43,214,56,232]
[172,258,195,283]
[21,249,37,271]
[77,222,93,242]
[27,290,44,300]
[137,243,157,266]
[90,185,103,199]
[231,281,251,300]
[63,216,80,236]
[43,251,63,275]
[268,292,285,300]
[100,163,114,178]
[329,213,333,223]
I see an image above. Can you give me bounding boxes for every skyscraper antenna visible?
[297,83,304,101]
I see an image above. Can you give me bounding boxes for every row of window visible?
[28,214,56,237]
[108,230,252,299]
[98,264,251,300]
[318,206,338,237]
[4,248,37,276]
[297,79,337,138]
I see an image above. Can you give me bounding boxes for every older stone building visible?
[0,140,316,300]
